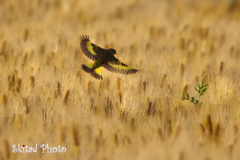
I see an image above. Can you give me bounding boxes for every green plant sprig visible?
[184,81,208,107]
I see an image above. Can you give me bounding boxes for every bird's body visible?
[80,35,139,80]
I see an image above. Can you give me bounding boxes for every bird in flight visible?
[80,35,139,80]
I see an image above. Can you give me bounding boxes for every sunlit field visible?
[1,0,240,159]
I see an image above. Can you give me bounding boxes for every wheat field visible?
[0,0,240,159]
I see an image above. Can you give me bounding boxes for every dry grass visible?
[0,0,240,159]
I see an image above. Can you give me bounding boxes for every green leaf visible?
[203,85,208,88]
[194,87,199,92]
[202,88,207,92]
[185,81,208,107]
[191,97,195,102]
[195,100,199,104]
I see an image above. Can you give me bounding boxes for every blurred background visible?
[1,0,240,160]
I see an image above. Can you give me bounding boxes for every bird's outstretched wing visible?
[81,62,103,80]
[80,35,100,61]
[102,58,139,74]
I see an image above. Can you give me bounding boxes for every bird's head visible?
[108,48,116,54]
